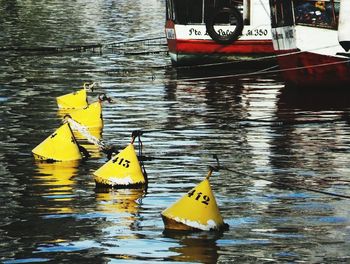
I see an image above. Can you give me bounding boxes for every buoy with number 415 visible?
[161,166,228,232]
[93,132,147,188]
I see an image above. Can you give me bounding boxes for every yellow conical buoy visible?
[69,101,103,128]
[56,88,88,109]
[93,143,146,188]
[32,123,83,162]
[161,168,227,231]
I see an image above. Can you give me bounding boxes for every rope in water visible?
[67,119,350,199]
[156,43,340,71]
[66,118,106,149]
[0,36,166,53]
[173,59,350,83]
[113,56,349,87]
[220,166,350,199]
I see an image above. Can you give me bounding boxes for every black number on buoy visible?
[123,160,130,168]
[202,195,210,205]
[112,157,131,168]
[188,189,196,197]
[187,189,210,205]
[195,192,202,200]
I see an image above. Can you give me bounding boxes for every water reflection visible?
[33,161,79,214]
[272,86,350,181]
[278,86,350,112]
[95,188,145,217]
[164,230,222,264]
[1,0,350,263]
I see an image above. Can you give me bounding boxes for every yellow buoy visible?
[69,101,103,128]
[56,88,88,109]
[161,168,228,231]
[32,123,83,162]
[93,143,147,188]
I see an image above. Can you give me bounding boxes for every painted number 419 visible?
[187,189,210,205]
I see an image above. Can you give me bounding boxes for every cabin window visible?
[242,0,250,25]
[166,0,175,21]
[169,0,244,25]
[173,0,204,24]
[294,0,339,29]
[269,0,294,27]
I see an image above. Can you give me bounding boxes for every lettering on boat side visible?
[272,31,284,40]
[246,29,269,36]
[189,28,203,36]
[189,27,234,37]
[165,28,175,39]
[285,29,294,38]
[187,189,210,205]
[188,27,268,37]
[273,28,294,40]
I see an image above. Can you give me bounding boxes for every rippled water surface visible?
[1,1,350,263]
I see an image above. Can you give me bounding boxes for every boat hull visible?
[165,21,274,66]
[168,39,274,66]
[269,1,350,88]
[275,50,350,88]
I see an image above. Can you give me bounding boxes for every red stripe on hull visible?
[169,39,274,54]
[276,51,350,88]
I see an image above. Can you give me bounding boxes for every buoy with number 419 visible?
[161,166,228,232]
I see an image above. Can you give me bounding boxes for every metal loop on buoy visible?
[98,93,113,103]
[83,82,97,92]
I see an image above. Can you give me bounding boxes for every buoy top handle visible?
[83,82,96,92]
[98,93,113,103]
[206,167,214,179]
[131,130,143,144]
[62,114,72,123]
[206,154,221,179]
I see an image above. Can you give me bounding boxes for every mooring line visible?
[0,36,165,54]
[136,155,350,199]
[220,166,350,199]
[169,44,339,71]
[104,36,165,47]
[174,58,350,83]
[0,43,103,53]
[107,48,349,87]
[129,115,349,134]
[65,116,350,199]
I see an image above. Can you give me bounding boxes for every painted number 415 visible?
[112,157,130,168]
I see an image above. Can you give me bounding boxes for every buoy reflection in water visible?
[163,230,222,264]
[33,160,79,214]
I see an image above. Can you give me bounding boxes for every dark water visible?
[1,1,350,263]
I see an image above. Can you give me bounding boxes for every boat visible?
[268,0,350,88]
[165,0,275,66]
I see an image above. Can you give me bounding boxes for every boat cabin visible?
[165,0,274,65]
[267,0,350,88]
[270,0,340,29]
[166,0,243,24]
